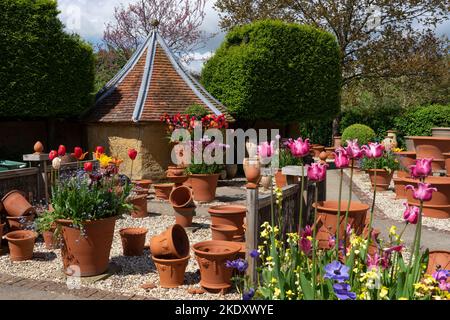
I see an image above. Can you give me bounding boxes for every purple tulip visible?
[324,261,350,283]
[333,148,350,168]
[306,162,328,182]
[333,283,356,300]
[402,202,419,224]
[362,142,384,158]
[409,158,433,179]
[405,182,437,202]
[286,137,310,158]
[344,139,364,159]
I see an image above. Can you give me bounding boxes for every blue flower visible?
[324,260,350,283]
[333,283,356,300]
[250,249,259,259]
[225,258,248,273]
[243,288,255,300]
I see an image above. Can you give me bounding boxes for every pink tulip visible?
[328,236,336,248]
[362,142,384,158]
[301,225,312,238]
[409,158,433,179]
[286,137,310,158]
[333,148,350,168]
[405,182,437,202]
[257,141,275,159]
[367,253,380,270]
[402,202,419,224]
[344,139,364,159]
[306,162,328,182]
[299,225,313,255]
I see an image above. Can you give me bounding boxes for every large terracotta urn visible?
[406,136,450,171]
[404,176,450,219]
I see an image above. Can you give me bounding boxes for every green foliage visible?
[341,124,376,145]
[299,119,333,147]
[201,20,341,123]
[185,163,223,175]
[0,0,95,119]
[394,104,450,137]
[360,151,400,172]
[184,104,208,119]
[279,148,302,167]
[35,210,56,233]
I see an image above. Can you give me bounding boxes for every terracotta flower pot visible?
[243,157,261,188]
[133,187,149,196]
[333,136,342,148]
[6,214,35,231]
[211,224,238,241]
[167,166,185,177]
[403,176,450,219]
[426,250,450,275]
[367,169,394,191]
[57,216,117,277]
[193,240,241,291]
[443,153,450,176]
[132,179,153,189]
[393,151,416,176]
[208,205,247,241]
[274,169,287,188]
[166,175,188,187]
[312,200,369,237]
[129,194,148,218]
[150,224,190,258]
[324,147,335,159]
[119,227,148,256]
[225,164,238,179]
[393,177,408,199]
[42,229,59,250]
[5,230,37,261]
[431,127,450,138]
[190,174,219,202]
[169,186,194,208]
[1,190,36,217]
[260,175,272,190]
[311,145,324,157]
[174,207,195,228]
[406,136,450,171]
[154,183,174,200]
[0,222,5,240]
[153,255,190,288]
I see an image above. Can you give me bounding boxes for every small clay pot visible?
[174,206,196,228]
[426,250,450,275]
[211,224,238,241]
[393,177,408,199]
[260,175,272,190]
[42,230,59,250]
[129,195,148,218]
[153,255,190,288]
[166,175,188,186]
[154,183,174,200]
[2,190,36,217]
[6,214,35,231]
[150,224,190,258]
[169,186,194,208]
[167,166,185,177]
[132,179,153,189]
[5,230,37,261]
[119,227,148,256]
[190,174,220,202]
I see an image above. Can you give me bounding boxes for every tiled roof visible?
[86,31,233,123]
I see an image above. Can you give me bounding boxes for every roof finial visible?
[151,19,160,30]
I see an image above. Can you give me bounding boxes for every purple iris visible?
[225,258,248,273]
[250,249,259,259]
[433,270,450,292]
[324,261,350,283]
[333,283,356,300]
[242,288,255,300]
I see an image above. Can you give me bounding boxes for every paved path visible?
[0,284,91,300]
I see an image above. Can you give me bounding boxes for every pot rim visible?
[152,254,190,263]
[312,200,369,212]
[119,227,148,236]
[5,230,38,241]
[211,224,238,232]
[55,215,119,226]
[6,214,35,220]
[405,136,450,141]
[208,205,247,215]
[192,240,241,257]
[402,176,450,184]
[189,173,220,177]
[154,183,175,187]
[367,169,394,173]
[1,189,27,203]
[169,186,193,208]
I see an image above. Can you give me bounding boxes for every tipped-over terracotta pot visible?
[5,230,37,261]
[367,169,394,191]
[119,227,148,256]
[1,190,36,217]
[132,179,153,189]
[193,240,241,292]
[57,216,117,277]
[154,183,174,200]
[153,255,190,288]
[426,250,450,275]
[208,205,247,241]
[129,194,148,218]
[174,206,196,228]
[190,174,220,202]
[150,224,190,258]
[211,224,238,241]
[169,186,194,208]
[6,214,35,231]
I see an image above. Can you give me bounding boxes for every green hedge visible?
[201,20,341,124]
[341,124,376,145]
[0,0,95,119]
[394,104,450,137]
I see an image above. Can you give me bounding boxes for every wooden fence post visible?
[245,185,259,285]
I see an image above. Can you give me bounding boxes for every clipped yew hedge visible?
[201,20,341,123]
[0,0,95,119]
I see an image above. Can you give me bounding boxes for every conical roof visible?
[86,30,232,123]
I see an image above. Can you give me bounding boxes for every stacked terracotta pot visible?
[169,186,196,227]
[129,180,152,218]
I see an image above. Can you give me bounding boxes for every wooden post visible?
[245,185,258,285]
[23,153,49,204]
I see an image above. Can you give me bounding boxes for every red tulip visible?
[95,146,105,155]
[306,162,328,182]
[84,162,93,172]
[57,145,66,156]
[73,147,83,159]
[409,158,432,179]
[48,150,58,161]
[128,148,138,160]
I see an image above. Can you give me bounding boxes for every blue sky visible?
[58,0,450,72]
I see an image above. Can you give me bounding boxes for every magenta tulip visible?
[286,137,310,158]
[257,141,276,159]
[409,158,433,179]
[405,182,437,202]
[362,142,384,158]
[402,202,419,224]
[344,139,364,159]
[367,253,380,270]
[333,148,350,168]
[306,162,328,182]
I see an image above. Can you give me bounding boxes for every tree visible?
[201,20,341,124]
[0,0,95,119]
[103,0,209,59]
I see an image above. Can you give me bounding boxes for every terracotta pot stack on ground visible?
[154,183,175,200]
[208,205,247,242]
[119,227,148,256]
[169,186,196,227]
[1,190,36,232]
[129,194,148,218]
[149,224,190,288]
[166,166,188,187]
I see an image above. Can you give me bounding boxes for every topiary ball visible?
[341,124,376,146]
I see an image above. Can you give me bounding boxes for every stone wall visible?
[86,122,170,180]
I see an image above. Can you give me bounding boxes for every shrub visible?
[185,104,208,119]
[0,0,95,119]
[341,124,376,145]
[394,104,450,137]
[201,20,341,124]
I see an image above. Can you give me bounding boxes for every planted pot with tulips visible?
[231,137,449,300]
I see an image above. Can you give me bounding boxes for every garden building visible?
[85,29,232,179]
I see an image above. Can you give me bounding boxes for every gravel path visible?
[0,215,240,300]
